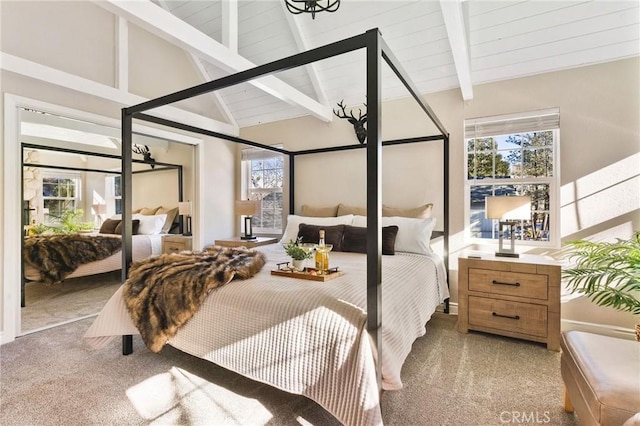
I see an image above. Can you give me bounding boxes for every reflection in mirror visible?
[20,108,194,335]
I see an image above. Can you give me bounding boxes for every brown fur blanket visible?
[123,245,267,353]
[23,234,122,285]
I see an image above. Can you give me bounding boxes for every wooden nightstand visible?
[162,235,193,254]
[215,236,277,248]
[458,253,561,351]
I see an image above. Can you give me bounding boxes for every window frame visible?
[41,171,82,225]
[240,146,284,235]
[464,109,561,249]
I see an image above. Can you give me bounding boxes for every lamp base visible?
[241,235,257,241]
[495,251,519,258]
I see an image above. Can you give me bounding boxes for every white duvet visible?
[84,244,449,426]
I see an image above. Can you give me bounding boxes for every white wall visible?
[242,58,640,331]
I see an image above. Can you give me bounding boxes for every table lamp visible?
[236,200,260,240]
[178,201,192,236]
[485,195,531,258]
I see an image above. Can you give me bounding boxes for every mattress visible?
[23,234,163,282]
[84,243,449,425]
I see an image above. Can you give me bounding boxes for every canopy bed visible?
[21,143,185,306]
[85,29,450,425]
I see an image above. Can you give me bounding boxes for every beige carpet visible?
[21,273,122,333]
[0,313,579,425]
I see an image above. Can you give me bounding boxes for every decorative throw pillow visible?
[134,214,167,235]
[337,204,367,216]
[301,204,339,217]
[297,224,346,252]
[352,216,436,255]
[279,214,354,245]
[99,218,121,235]
[342,225,399,255]
[114,219,140,235]
[156,206,179,234]
[382,203,433,218]
[139,207,160,215]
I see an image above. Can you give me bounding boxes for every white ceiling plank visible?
[95,0,332,122]
[222,0,238,53]
[1,52,238,136]
[439,0,473,100]
[281,1,328,106]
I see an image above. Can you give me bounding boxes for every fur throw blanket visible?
[123,245,267,353]
[23,234,122,285]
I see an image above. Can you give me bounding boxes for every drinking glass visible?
[300,243,317,271]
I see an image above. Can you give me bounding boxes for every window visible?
[42,172,81,225]
[465,109,559,246]
[104,175,122,215]
[241,147,284,234]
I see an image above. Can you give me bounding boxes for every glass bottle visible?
[315,229,328,274]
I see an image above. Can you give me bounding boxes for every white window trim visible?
[240,146,284,235]
[41,170,82,224]
[464,110,561,249]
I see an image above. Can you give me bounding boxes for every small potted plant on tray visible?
[283,237,313,271]
[563,231,640,341]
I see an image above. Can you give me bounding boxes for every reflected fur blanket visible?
[23,234,122,285]
[123,245,267,353]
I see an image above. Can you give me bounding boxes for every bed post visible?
[122,108,134,356]
[289,153,295,215]
[444,134,450,313]
[366,28,383,390]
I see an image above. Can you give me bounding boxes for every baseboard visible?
[561,319,636,340]
[437,302,458,315]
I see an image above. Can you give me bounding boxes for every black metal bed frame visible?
[119,28,449,387]
[21,142,184,307]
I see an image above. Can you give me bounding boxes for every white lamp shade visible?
[235,200,260,216]
[178,201,192,215]
[485,196,531,220]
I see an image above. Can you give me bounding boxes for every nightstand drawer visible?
[468,296,548,338]
[469,268,548,300]
[162,236,192,254]
[164,243,188,253]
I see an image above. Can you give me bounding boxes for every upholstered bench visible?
[561,331,640,425]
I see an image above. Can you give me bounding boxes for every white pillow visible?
[134,213,167,235]
[279,214,354,244]
[352,215,436,255]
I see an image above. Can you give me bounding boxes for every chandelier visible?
[284,0,340,19]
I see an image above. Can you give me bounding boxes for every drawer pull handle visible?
[492,312,520,320]
[492,280,520,287]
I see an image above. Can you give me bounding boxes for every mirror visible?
[20,108,195,334]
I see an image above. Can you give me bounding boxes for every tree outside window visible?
[466,111,558,246]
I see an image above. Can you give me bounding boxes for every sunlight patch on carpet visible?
[126,367,273,424]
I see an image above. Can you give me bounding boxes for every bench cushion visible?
[561,331,640,425]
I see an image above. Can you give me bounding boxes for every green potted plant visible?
[283,237,313,271]
[563,231,640,341]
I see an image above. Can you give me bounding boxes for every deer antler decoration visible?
[132,144,156,169]
[333,100,367,144]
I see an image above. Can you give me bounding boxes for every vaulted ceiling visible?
[104,0,639,128]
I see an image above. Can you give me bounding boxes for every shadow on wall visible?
[561,153,639,240]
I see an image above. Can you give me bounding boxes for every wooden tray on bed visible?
[271,264,344,282]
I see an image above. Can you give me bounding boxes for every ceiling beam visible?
[156,0,237,127]
[96,0,332,122]
[440,0,474,100]
[221,0,238,54]
[281,2,328,106]
[1,52,237,136]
